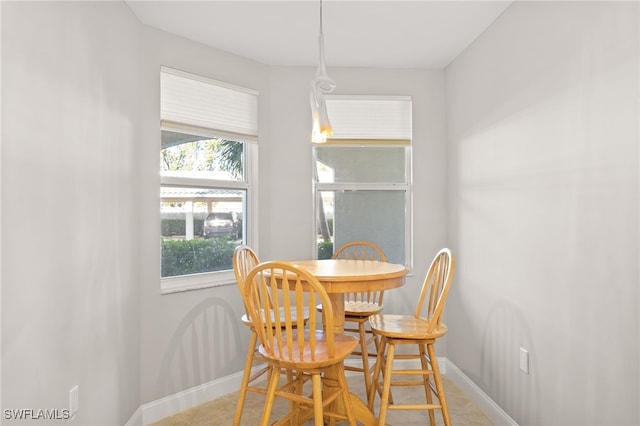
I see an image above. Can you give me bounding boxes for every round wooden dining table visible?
[285,258,409,426]
[289,259,408,332]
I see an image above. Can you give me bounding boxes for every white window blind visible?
[161,67,258,142]
[324,96,412,144]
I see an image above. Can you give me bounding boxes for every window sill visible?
[161,270,236,294]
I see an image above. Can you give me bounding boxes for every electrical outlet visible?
[519,347,529,374]
[69,385,79,417]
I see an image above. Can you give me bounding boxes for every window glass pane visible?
[160,188,245,278]
[314,146,406,183]
[316,190,405,264]
[161,130,244,181]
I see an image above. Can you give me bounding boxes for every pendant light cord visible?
[319,0,324,36]
[314,0,335,91]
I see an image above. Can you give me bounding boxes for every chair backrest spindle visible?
[333,241,387,306]
[413,248,455,334]
[333,240,387,262]
[233,245,261,317]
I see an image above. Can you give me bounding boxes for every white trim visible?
[124,407,143,426]
[444,359,518,426]
[127,357,516,426]
[161,66,259,96]
[135,368,252,425]
[160,270,236,294]
[161,175,249,190]
[405,145,414,271]
[315,182,409,192]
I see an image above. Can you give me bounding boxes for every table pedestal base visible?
[295,392,377,425]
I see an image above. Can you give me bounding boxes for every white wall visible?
[2,2,144,424]
[445,2,639,424]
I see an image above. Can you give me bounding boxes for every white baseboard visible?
[134,368,249,425]
[124,406,143,426]
[444,359,518,426]
[127,357,516,426]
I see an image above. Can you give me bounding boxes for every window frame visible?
[312,143,413,269]
[159,68,259,294]
[160,132,258,294]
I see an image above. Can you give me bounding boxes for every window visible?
[160,67,258,293]
[313,96,412,266]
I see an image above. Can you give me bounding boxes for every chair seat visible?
[242,307,310,327]
[316,301,383,317]
[259,330,358,369]
[344,301,383,316]
[369,314,448,340]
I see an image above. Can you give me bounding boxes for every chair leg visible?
[427,343,451,426]
[368,335,386,409]
[358,321,372,397]
[285,368,298,422]
[234,331,258,426]
[312,373,324,426]
[377,341,395,426]
[371,331,382,375]
[260,365,280,426]
[336,365,357,426]
[382,339,394,405]
[419,343,436,426]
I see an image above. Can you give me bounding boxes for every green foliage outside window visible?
[161,237,235,277]
[161,218,205,237]
[317,239,334,260]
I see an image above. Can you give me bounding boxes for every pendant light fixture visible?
[310,0,335,143]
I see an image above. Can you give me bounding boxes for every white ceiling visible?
[126,0,512,69]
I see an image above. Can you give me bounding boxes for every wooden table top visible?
[286,259,409,293]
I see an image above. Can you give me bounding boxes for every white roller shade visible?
[161,67,258,142]
[324,96,412,144]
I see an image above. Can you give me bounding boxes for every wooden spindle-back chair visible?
[244,261,358,426]
[233,246,306,425]
[232,245,266,425]
[368,248,455,426]
[332,240,388,397]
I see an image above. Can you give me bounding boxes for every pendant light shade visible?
[310,0,335,143]
[310,86,332,142]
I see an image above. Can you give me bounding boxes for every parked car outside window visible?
[203,212,238,238]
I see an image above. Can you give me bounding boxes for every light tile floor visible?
[150,373,494,425]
